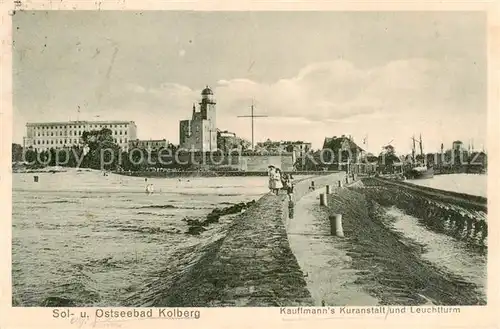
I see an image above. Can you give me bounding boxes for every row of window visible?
[133,142,167,146]
[36,130,128,137]
[33,138,128,145]
[34,146,130,151]
[33,124,129,130]
[35,139,80,145]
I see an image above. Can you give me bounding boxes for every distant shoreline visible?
[12,167,487,178]
[114,170,339,178]
[11,167,340,177]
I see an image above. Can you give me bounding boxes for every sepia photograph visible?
[8,8,490,314]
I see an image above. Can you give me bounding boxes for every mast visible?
[236,100,268,150]
[412,135,416,163]
[251,102,254,150]
[419,134,426,166]
[419,134,424,157]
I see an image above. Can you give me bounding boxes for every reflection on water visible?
[408,174,487,198]
[12,169,284,306]
[385,206,486,300]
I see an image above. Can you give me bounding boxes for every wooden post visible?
[320,193,327,206]
[481,220,488,241]
[345,176,349,185]
[466,216,473,237]
[329,214,344,237]
[338,180,342,188]
[326,185,331,195]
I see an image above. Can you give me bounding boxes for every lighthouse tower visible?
[200,86,217,151]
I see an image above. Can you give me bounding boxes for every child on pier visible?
[268,165,275,193]
[282,174,295,202]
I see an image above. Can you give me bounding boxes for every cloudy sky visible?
[13,11,486,154]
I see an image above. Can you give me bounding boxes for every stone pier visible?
[158,174,342,307]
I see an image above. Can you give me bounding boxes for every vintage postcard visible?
[1,1,499,329]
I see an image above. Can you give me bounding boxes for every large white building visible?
[23,120,137,152]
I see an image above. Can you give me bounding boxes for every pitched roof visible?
[322,136,364,152]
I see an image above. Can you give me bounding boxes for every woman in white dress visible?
[271,168,283,195]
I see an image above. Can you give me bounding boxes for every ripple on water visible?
[12,172,272,306]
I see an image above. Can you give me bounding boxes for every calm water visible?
[408,173,487,197]
[12,169,280,306]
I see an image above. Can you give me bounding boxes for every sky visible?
[13,11,487,154]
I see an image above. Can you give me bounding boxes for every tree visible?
[378,144,400,173]
[12,143,23,162]
[364,153,378,163]
[80,128,121,170]
[24,148,38,167]
[294,150,323,171]
[382,145,395,155]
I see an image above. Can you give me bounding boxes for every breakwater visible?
[154,174,340,307]
[325,186,486,305]
[351,178,487,250]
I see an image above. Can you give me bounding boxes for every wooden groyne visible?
[352,178,487,249]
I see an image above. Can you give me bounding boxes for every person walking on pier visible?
[281,173,295,201]
[270,168,283,195]
[268,165,276,194]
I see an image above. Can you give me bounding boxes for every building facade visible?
[322,135,365,163]
[179,86,217,152]
[129,139,169,151]
[452,140,464,151]
[217,130,251,152]
[23,120,137,152]
[256,139,312,156]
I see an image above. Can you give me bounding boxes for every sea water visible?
[12,169,274,306]
[408,173,487,198]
